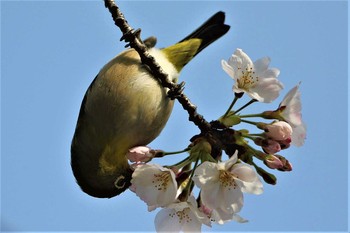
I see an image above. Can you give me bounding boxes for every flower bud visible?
[254,138,281,155]
[264,154,284,169]
[262,139,281,154]
[264,121,293,141]
[126,146,154,163]
[274,154,293,172]
[281,161,293,171]
[279,138,291,150]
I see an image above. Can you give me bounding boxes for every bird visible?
[71,11,230,198]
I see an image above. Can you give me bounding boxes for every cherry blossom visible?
[222,48,283,103]
[154,196,211,233]
[131,164,177,211]
[193,151,263,221]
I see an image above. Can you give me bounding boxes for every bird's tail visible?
[162,11,230,72]
[179,11,230,56]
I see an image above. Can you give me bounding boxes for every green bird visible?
[71,11,230,198]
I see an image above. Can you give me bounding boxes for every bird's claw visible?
[120,28,142,48]
[168,82,185,100]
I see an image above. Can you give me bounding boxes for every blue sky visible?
[1,0,348,232]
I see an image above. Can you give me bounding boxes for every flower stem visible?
[247,144,266,161]
[222,96,239,118]
[233,99,258,114]
[239,113,264,118]
[242,134,256,141]
[240,119,258,125]
[184,156,200,199]
[170,156,192,170]
[164,147,191,156]
[247,133,264,137]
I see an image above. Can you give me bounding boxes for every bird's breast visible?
[81,49,176,172]
[71,49,177,197]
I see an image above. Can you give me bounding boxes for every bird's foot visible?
[120,28,142,48]
[168,81,185,100]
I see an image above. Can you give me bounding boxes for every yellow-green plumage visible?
[162,39,201,72]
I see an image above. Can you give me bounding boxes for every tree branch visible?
[104,0,211,133]
[102,1,280,184]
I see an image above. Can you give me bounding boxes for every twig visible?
[103,0,211,133]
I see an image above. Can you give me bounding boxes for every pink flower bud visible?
[126,146,154,163]
[262,139,281,154]
[274,154,293,172]
[282,161,293,171]
[264,155,284,169]
[264,121,293,141]
[279,138,291,150]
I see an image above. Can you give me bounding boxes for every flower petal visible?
[193,162,219,186]
[155,208,182,233]
[155,197,209,233]
[261,67,280,79]
[212,208,248,224]
[221,185,244,213]
[250,77,283,103]
[291,122,307,147]
[230,164,263,194]
[182,213,203,233]
[223,151,238,170]
[280,83,300,107]
[279,83,303,127]
[234,48,253,69]
[254,57,271,73]
[200,181,221,210]
[221,59,235,79]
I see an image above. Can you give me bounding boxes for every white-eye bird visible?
[71,11,230,198]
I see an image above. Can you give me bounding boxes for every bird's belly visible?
[87,69,174,173]
[71,49,176,197]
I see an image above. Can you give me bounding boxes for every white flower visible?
[155,196,211,233]
[131,164,177,211]
[222,48,283,103]
[278,83,306,146]
[193,151,263,217]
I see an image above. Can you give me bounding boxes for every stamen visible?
[169,208,192,223]
[219,170,237,190]
[152,171,171,191]
[237,66,259,91]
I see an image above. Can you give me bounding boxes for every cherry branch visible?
[104,0,211,133]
